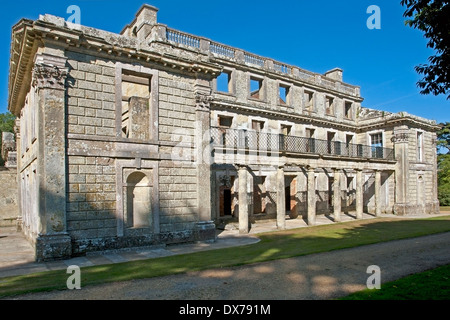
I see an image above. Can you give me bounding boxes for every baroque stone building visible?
[8,5,440,261]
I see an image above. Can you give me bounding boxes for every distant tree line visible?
[0,112,16,166]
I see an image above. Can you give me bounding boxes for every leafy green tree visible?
[436,122,450,205]
[401,0,450,99]
[0,112,16,166]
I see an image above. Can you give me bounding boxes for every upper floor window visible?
[344,101,353,119]
[325,96,335,116]
[370,132,383,158]
[249,76,264,100]
[216,70,232,94]
[278,83,291,106]
[304,90,314,112]
[417,131,423,162]
[121,71,151,140]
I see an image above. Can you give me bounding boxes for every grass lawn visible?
[440,206,450,212]
[341,263,450,300]
[1,215,450,298]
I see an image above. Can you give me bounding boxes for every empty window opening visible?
[279,84,290,105]
[250,77,263,99]
[121,72,151,139]
[218,115,233,128]
[217,71,232,93]
[252,120,265,131]
[325,96,334,115]
[306,128,315,153]
[304,90,314,111]
[281,124,291,136]
[327,132,336,154]
[346,134,354,156]
[344,101,353,119]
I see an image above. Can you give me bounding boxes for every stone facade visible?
[8,5,440,261]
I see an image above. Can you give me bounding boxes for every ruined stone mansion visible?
[8,4,440,261]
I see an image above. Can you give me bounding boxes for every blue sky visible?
[1,0,448,123]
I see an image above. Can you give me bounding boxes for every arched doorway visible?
[126,172,151,228]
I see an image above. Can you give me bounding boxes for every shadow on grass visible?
[1,216,450,299]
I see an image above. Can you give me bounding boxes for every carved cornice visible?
[32,64,68,90]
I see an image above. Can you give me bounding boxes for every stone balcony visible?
[210,127,395,162]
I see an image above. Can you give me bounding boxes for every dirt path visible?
[7,232,450,300]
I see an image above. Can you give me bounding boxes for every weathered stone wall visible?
[66,52,116,137]
[67,156,116,241]
[0,168,19,226]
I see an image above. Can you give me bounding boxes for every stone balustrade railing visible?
[161,26,360,97]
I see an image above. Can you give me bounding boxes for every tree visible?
[437,122,450,205]
[401,0,450,99]
[0,112,16,166]
[436,121,450,154]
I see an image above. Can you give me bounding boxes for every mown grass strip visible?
[341,263,450,300]
[1,216,450,298]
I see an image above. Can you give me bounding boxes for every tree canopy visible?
[401,0,450,99]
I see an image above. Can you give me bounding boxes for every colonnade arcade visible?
[215,164,394,234]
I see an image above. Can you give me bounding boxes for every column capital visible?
[195,92,213,112]
[32,63,68,90]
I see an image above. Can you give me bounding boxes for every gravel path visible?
[8,232,450,300]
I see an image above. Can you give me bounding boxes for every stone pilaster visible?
[392,126,410,215]
[356,169,363,219]
[431,133,440,213]
[307,167,316,226]
[33,53,71,261]
[333,168,341,222]
[276,166,286,230]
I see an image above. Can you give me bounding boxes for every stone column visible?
[194,81,216,241]
[356,169,364,219]
[333,168,341,222]
[238,165,249,234]
[307,167,316,226]
[375,170,382,217]
[276,166,286,230]
[33,53,71,261]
